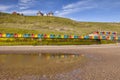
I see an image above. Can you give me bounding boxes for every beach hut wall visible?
[44,34,50,38]
[118,37,120,40]
[98,36,102,39]
[23,34,30,38]
[34,34,38,38]
[94,36,98,39]
[84,36,89,39]
[31,34,35,38]
[110,36,114,40]
[69,35,74,39]
[102,36,106,40]
[103,32,105,35]
[114,36,118,40]
[10,33,14,38]
[23,34,26,38]
[18,34,22,38]
[2,33,6,38]
[106,36,110,40]
[44,34,47,38]
[79,36,84,39]
[6,33,11,38]
[100,32,103,35]
[45,34,50,38]
[74,35,78,39]
[89,36,94,39]
[14,33,18,38]
[50,34,54,38]
[0,33,2,37]
[64,35,68,39]
[56,35,61,38]
[38,34,43,38]
[60,35,64,38]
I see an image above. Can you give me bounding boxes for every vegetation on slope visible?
[0,38,114,46]
[0,12,118,45]
[0,12,120,35]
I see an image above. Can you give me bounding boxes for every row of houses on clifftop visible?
[11,11,54,16]
[37,11,54,16]
[12,12,24,16]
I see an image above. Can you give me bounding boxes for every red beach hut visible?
[31,34,35,38]
[14,33,18,38]
[0,33,2,37]
[44,34,47,38]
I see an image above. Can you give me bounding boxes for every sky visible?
[0,0,120,22]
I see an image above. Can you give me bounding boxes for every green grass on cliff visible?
[0,12,120,35]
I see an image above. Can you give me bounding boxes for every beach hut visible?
[23,34,26,38]
[14,33,18,38]
[84,36,89,39]
[100,32,103,35]
[106,36,111,40]
[112,32,117,36]
[0,33,2,37]
[50,34,54,39]
[34,34,38,38]
[110,36,114,40]
[61,35,64,39]
[102,32,105,35]
[11,33,14,38]
[74,35,78,39]
[118,37,120,40]
[23,34,30,38]
[56,35,61,38]
[44,34,47,38]
[89,36,94,39]
[94,36,98,40]
[97,31,99,34]
[18,34,22,38]
[2,33,6,38]
[98,36,102,40]
[64,35,68,39]
[47,34,50,38]
[69,35,74,39]
[79,36,84,39]
[31,34,35,38]
[71,54,75,58]
[60,55,65,58]
[114,36,118,40]
[38,34,43,38]
[102,36,106,40]
[106,32,111,36]
[6,33,11,38]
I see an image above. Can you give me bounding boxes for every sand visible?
[0,44,120,54]
[0,44,120,80]
[80,48,120,80]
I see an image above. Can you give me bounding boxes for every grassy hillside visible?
[0,12,120,35]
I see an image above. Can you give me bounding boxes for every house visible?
[47,11,54,16]
[12,12,17,15]
[37,11,43,16]
[37,11,54,16]
[12,12,24,16]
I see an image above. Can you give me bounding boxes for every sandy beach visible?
[0,44,120,80]
[0,44,120,54]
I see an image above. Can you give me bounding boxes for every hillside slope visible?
[0,12,120,35]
